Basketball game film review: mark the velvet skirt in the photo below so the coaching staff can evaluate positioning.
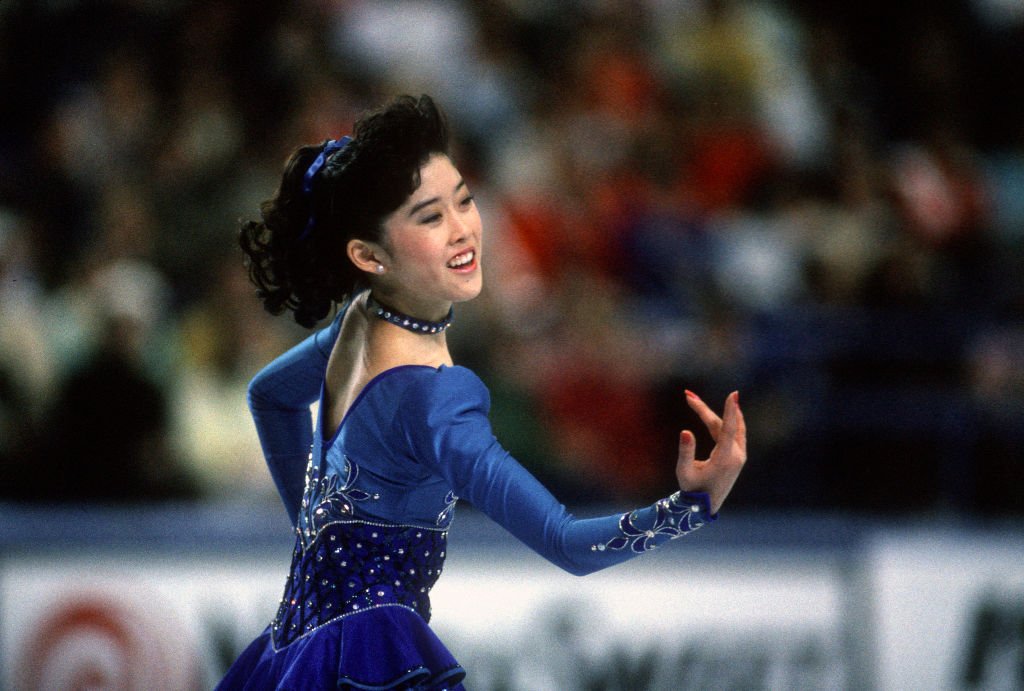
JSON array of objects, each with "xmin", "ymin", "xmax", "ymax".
[{"xmin": 216, "ymin": 605, "xmax": 466, "ymax": 690}]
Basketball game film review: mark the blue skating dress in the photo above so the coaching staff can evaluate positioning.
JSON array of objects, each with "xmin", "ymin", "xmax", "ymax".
[{"xmin": 217, "ymin": 297, "xmax": 715, "ymax": 690}]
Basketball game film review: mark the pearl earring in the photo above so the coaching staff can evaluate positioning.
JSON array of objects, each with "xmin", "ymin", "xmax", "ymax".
[{"xmin": 375, "ymin": 264, "xmax": 384, "ymax": 274}]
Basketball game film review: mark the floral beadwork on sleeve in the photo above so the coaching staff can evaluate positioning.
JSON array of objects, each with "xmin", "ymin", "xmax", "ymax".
[{"xmin": 591, "ymin": 491, "xmax": 712, "ymax": 554}]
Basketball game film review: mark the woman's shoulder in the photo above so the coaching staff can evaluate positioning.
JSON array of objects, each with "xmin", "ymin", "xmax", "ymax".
[
  {"xmin": 396, "ymin": 364, "xmax": 487, "ymax": 394},
  {"xmin": 393, "ymin": 364, "xmax": 491, "ymax": 417}
]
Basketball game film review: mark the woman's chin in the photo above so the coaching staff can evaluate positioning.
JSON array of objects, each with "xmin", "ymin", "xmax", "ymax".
[{"xmin": 450, "ymin": 272, "xmax": 483, "ymax": 303}]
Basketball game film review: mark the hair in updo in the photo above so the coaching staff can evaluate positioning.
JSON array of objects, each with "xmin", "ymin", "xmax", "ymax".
[{"xmin": 239, "ymin": 95, "xmax": 451, "ymax": 327}]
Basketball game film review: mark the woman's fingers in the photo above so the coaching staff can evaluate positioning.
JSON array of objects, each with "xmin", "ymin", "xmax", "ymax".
[
  {"xmin": 685, "ymin": 390, "xmax": 742, "ymax": 449},
  {"xmin": 675, "ymin": 430, "xmax": 698, "ymax": 490},
  {"xmin": 685, "ymin": 390, "xmax": 722, "ymax": 440},
  {"xmin": 711, "ymin": 392, "xmax": 747, "ymax": 470},
  {"xmin": 734, "ymin": 395, "xmax": 747, "ymax": 455},
  {"xmin": 720, "ymin": 395, "xmax": 747, "ymax": 511},
  {"xmin": 679, "ymin": 391, "xmax": 753, "ymax": 511},
  {"xmin": 676, "ymin": 430, "xmax": 696, "ymax": 470},
  {"xmin": 678, "ymin": 390, "xmax": 748, "ymax": 514},
  {"xmin": 719, "ymin": 391, "xmax": 739, "ymax": 444}
]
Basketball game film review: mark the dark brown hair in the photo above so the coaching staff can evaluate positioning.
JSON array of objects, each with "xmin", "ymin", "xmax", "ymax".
[{"xmin": 239, "ymin": 95, "xmax": 450, "ymax": 327}]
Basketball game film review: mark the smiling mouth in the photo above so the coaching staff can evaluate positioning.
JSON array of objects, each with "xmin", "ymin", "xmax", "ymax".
[{"xmin": 447, "ymin": 250, "xmax": 476, "ymax": 269}]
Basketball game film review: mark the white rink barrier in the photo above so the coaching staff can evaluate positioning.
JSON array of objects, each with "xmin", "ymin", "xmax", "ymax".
[{"xmin": 1, "ymin": 506, "xmax": 1021, "ymax": 690}]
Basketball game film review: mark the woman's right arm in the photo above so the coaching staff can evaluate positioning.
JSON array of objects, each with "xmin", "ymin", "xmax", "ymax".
[{"xmin": 248, "ymin": 314, "xmax": 341, "ymax": 523}]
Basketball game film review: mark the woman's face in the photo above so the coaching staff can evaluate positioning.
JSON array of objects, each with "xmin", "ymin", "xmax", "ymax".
[{"xmin": 376, "ymin": 154, "xmax": 483, "ymax": 318}]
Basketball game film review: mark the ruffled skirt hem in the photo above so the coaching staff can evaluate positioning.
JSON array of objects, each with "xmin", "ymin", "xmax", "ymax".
[{"xmin": 217, "ymin": 605, "xmax": 465, "ymax": 690}]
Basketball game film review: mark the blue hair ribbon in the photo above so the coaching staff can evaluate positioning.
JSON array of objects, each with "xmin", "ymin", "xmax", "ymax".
[{"xmin": 298, "ymin": 136, "xmax": 352, "ymax": 241}]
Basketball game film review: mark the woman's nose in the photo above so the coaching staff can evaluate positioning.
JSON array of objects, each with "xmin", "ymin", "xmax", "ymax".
[{"xmin": 450, "ymin": 207, "xmax": 476, "ymax": 243}]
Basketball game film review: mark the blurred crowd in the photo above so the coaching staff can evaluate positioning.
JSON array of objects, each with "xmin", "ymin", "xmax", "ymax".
[{"xmin": 1, "ymin": 0, "xmax": 1021, "ymax": 514}]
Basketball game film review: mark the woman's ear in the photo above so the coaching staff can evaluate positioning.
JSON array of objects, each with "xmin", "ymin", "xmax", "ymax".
[{"xmin": 347, "ymin": 239, "xmax": 388, "ymax": 276}]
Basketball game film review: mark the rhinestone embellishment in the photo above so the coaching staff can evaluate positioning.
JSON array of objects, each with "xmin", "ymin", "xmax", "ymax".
[
  {"xmin": 367, "ymin": 293, "xmax": 453, "ymax": 334},
  {"xmin": 590, "ymin": 492, "xmax": 709, "ymax": 553},
  {"xmin": 273, "ymin": 451, "xmax": 452, "ymax": 650}
]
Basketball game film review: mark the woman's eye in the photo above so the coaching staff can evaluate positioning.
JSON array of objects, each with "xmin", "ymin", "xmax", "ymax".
[
  {"xmin": 461, "ymin": 195, "xmax": 475, "ymax": 207},
  {"xmin": 420, "ymin": 213, "xmax": 442, "ymax": 224}
]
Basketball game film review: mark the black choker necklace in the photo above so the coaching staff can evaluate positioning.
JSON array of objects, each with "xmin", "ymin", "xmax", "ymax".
[{"xmin": 366, "ymin": 294, "xmax": 453, "ymax": 334}]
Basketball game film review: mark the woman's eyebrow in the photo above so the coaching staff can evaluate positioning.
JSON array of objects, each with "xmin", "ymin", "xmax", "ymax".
[{"xmin": 407, "ymin": 179, "xmax": 467, "ymax": 217}]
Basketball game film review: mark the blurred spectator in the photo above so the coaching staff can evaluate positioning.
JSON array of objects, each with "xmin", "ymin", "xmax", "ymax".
[
  {"xmin": 968, "ymin": 327, "xmax": 1024, "ymax": 511},
  {"xmin": 0, "ymin": 0, "xmax": 1021, "ymax": 514},
  {"xmin": 15, "ymin": 260, "xmax": 199, "ymax": 503},
  {"xmin": 169, "ymin": 253, "xmax": 296, "ymax": 501},
  {"xmin": 0, "ymin": 210, "xmax": 50, "ymax": 493}
]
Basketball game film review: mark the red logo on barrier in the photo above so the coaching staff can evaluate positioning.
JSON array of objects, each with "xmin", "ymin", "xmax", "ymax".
[{"xmin": 14, "ymin": 592, "xmax": 199, "ymax": 690}]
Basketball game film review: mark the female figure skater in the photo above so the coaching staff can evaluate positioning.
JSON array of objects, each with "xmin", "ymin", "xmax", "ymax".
[{"xmin": 219, "ymin": 95, "xmax": 746, "ymax": 690}]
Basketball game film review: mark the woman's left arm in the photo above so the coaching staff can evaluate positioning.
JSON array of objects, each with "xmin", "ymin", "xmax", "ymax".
[{"xmin": 400, "ymin": 367, "xmax": 747, "ymax": 576}]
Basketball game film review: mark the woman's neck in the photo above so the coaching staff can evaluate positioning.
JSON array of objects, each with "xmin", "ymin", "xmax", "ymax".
[
  {"xmin": 359, "ymin": 293, "xmax": 453, "ymax": 369},
  {"xmin": 366, "ymin": 286, "xmax": 453, "ymax": 326}
]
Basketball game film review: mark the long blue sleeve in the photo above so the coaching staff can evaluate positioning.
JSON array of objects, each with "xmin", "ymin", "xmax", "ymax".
[
  {"xmin": 248, "ymin": 312, "xmax": 343, "ymax": 523},
  {"xmin": 397, "ymin": 366, "xmax": 714, "ymax": 576}
]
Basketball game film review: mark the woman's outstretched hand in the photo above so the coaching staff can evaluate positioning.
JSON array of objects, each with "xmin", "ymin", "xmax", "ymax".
[{"xmin": 675, "ymin": 390, "xmax": 747, "ymax": 514}]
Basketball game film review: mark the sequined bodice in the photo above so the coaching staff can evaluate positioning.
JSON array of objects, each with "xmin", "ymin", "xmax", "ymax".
[{"xmin": 271, "ymin": 454, "xmax": 454, "ymax": 650}]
